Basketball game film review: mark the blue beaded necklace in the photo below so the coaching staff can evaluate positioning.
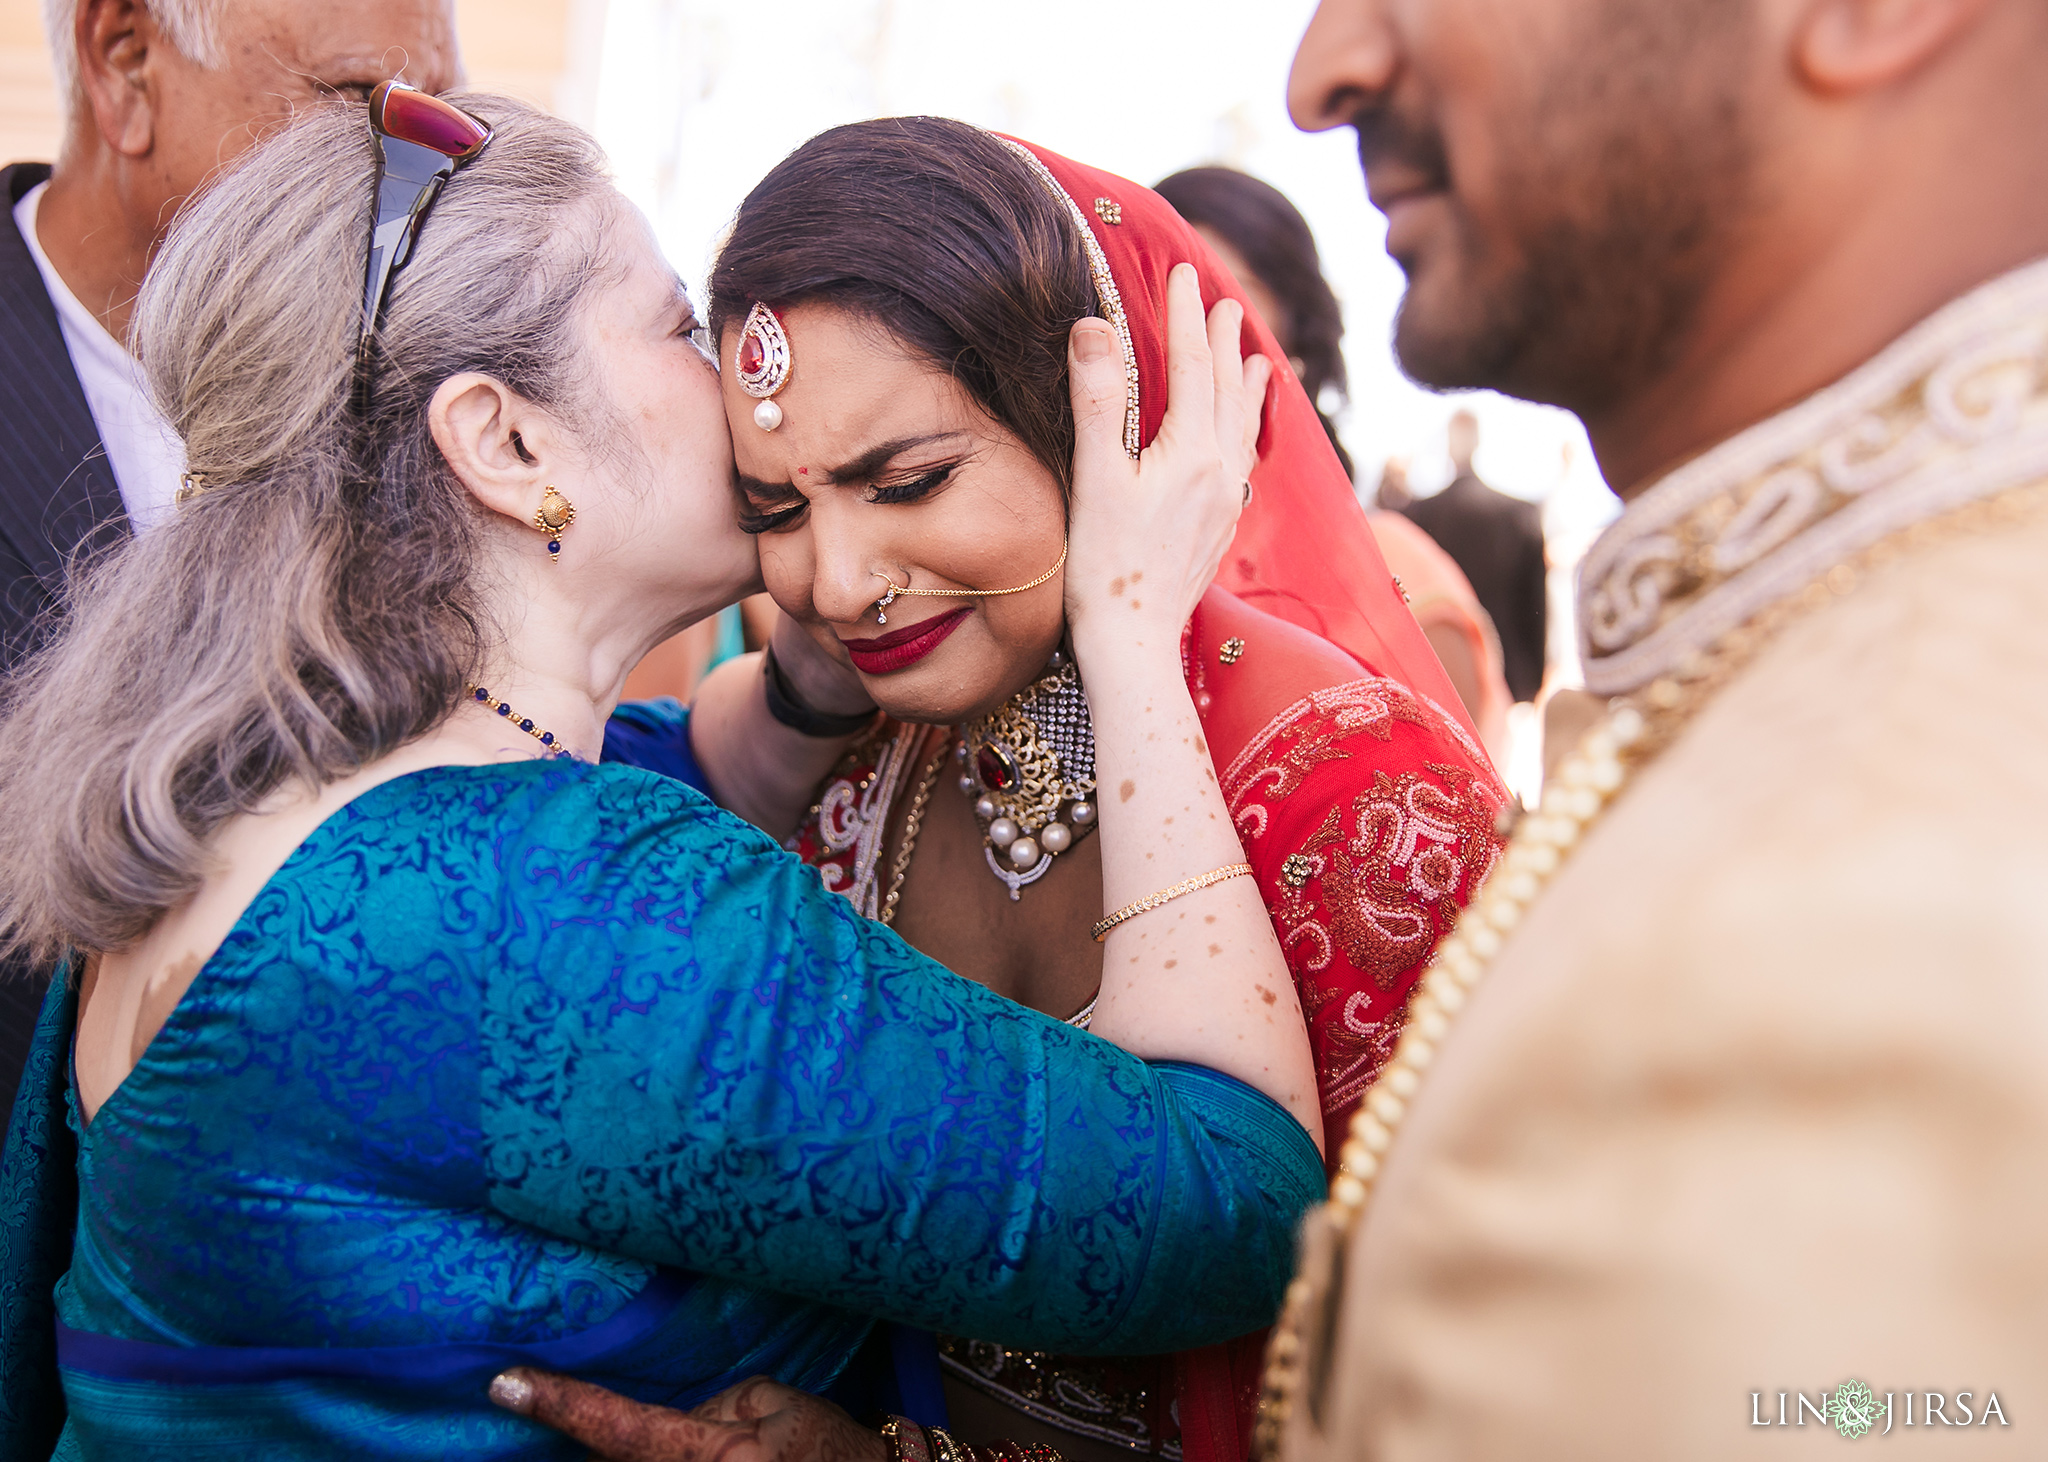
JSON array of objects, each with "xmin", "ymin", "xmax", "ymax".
[{"xmin": 465, "ymin": 684, "xmax": 574, "ymax": 759}]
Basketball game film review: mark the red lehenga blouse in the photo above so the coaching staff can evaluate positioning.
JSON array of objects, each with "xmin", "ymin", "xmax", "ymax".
[{"xmin": 792, "ymin": 140, "xmax": 1508, "ymax": 1462}]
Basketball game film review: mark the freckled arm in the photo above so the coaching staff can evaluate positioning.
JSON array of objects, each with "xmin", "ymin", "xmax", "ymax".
[{"xmin": 1059, "ymin": 271, "xmax": 1321, "ymax": 1151}]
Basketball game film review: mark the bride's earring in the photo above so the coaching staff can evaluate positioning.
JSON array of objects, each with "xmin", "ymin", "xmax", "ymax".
[{"xmin": 533, "ymin": 486, "xmax": 575, "ymax": 562}]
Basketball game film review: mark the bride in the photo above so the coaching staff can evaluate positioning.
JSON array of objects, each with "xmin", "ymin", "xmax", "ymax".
[
  {"xmin": 0, "ymin": 90, "xmax": 1320, "ymax": 1460},
  {"xmin": 694, "ymin": 119, "xmax": 1510, "ymax": 1462}
]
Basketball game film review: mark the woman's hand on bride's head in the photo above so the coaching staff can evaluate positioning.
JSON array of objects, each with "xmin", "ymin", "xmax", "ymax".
[{"xmin": 1062, "ymin": 262, "xmax": 1273, "ymax": 647}]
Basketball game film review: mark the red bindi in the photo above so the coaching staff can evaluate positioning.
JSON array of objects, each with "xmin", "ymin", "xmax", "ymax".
[{"xmin": 798, "ymin": 467, "xmax": 808, "ymax": 475}]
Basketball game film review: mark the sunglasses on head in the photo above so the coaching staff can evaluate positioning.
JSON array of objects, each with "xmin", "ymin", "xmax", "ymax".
[{"xmin": 354, "ymin": 80, "xmax": 493, "ymax": 414}]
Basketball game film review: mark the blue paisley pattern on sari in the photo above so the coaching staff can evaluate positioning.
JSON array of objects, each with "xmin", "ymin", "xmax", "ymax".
[{"xmin": 0, "ymin": 742, "xmax": 1321, "ymax": 1460}]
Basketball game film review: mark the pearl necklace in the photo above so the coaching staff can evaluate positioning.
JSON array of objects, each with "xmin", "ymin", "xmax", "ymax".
[{"xmin": 1249, "ymin": 481, "xmax": 2048, "ymax": 1459}]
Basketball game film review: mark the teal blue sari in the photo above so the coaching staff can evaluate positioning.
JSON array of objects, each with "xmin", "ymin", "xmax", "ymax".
[{"xmin": 0, "ymin": 747, "xmax": 1321, "ymax": 1459}]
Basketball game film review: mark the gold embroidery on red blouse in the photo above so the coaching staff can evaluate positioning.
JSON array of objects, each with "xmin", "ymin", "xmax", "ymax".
[
  {"xmin": 798, "ymin": 723, "xmax": 923, "ymax": 918},
  {"xmin": 1222, "ymin": 677, "xmax": 1506, "ymax": 1116},
  {"xmin": 1222, "ymin": 679, "xmax": 1440, "ymax": 842},
  {"xmin": 1298, "ymin": 974, "xmax": 1408, "ymax": 1118}
]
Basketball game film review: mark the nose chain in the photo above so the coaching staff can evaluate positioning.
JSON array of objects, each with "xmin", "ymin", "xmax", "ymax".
[{"xmin": 872, "ymin": 539, "xmax": 1068, "ymax": 624}]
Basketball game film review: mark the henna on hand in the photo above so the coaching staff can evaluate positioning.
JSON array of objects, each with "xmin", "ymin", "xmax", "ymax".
[{"xmin": 490, "ymin": 1369, "xmax": 891, "ymax": 1462}]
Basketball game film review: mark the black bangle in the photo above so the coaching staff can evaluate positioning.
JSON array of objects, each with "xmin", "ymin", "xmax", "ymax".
[{"xmin": 762, "ymin": 645, "xmax": 877, "ymax": 738}]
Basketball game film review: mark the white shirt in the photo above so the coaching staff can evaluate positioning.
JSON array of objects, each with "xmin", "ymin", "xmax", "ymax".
[{"xmin": 13, "ymin": 180, "xmax": 185, "ymax": 532}]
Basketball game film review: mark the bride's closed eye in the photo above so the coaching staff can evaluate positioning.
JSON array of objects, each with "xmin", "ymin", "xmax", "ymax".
[
  {"xmin": 737, "ymin": 460, "xmax": 958, "ymax": 534},
  {"xmin": 738, "ymin": 497, "xmax": 805, "ymax": 535},
  {"xmin": 867, "ymin": 464, "xmax": 957, "ymax": 505}
]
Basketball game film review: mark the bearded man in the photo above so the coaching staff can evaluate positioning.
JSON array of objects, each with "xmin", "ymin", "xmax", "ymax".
[{"xmin": 1263, "ymin": 0, "xmax": 2048, "ymax": 1455}]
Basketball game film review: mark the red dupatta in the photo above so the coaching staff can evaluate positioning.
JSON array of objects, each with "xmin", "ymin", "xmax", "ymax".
[
  {"xmin": 995, "ymin": 137, "xmax": 1484, "ymax": 753},
  {"xmin": 999, "ymin": 141, "xmax": 1507, "ymax": 1462}
]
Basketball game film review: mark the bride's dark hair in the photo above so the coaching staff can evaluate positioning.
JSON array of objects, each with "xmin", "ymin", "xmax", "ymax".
[{"xmin": 710, "ymin": 117, "xmax": 1097, "ymax": 495}]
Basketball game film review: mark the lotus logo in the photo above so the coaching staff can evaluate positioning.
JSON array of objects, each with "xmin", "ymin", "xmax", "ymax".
[{"xmin": 1828, "ymin": 1380, "xmax": 1880, "ymax": 1440}]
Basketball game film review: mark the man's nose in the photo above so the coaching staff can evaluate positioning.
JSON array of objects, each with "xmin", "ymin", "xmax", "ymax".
[{"xmin": 1289, "ymin": 0, "xmax": 1400, "ymax": 134}]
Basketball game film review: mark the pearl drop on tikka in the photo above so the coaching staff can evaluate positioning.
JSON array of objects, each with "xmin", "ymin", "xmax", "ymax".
[
  {"xmin": 753, "ymin": 399, "xmax": 783, "ymax": 431},
  {"xmin": 1007, "ymin": 837, "xmax": 1041, "ymax": 870},
  {"xmin": 957, "ymin": 775, "xmax": 976, "ymax": 797},
  {"xmin": 1040, "ymin": 822, "xmax": 1072, "ymax": 854},
  {"xmin": 988, "ymin": 817, "xmax": 1020, "ymax": 848},
  {"xmin": 1070, "ymin": 801, "xmax": 1097, "ymax": 826},
  {"xmin": 974, "ymin": 796, "xmax": 997, "ymax": 821}
]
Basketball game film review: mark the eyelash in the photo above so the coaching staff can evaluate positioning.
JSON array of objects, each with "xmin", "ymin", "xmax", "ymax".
[
  {"xmin": 738, "ymin": 503, "xmax": 805, "ymax": 536},
  {"xmin": 868, "ymin": 465, "xmax": 955, "ymax": 505},
  {"xmin": 738, "ymin": 465, "xmax": 957, "ymax": 536}
]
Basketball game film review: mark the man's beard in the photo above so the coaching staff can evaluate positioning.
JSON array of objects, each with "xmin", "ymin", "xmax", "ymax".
[{"xmin": 1374, "ymin": 3, "xmax": 1756, "ymax": 415}]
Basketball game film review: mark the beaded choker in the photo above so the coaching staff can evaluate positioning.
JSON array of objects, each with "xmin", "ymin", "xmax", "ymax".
[{"xmin": 466, "ymin": 685, "xmax": 573, "ymax": 760}]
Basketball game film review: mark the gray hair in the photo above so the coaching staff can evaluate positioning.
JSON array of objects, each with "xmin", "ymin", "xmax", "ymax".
[
  {"xmin": 42, "ymin": 0, "xmax": 225, "ymax": 102},
  {"xmin": 0, "ymin": 93, "xmax": 620, "ymax": 961}
]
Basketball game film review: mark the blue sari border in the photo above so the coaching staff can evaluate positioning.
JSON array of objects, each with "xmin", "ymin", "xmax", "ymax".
[{"xmin": 57, "ymin": 1269, "xmax": 694, "ymax": 1388}]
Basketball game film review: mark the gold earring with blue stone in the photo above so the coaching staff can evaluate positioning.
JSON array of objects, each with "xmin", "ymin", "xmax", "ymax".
[{"xmin": 533, "ymin": 486, "xmax": 575, "ymax": 562}]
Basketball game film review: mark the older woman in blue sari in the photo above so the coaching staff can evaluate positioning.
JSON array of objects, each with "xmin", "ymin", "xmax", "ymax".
[{"xmin": 0, "ymin": 90, "xmax": 1313, "ymax": 1460}]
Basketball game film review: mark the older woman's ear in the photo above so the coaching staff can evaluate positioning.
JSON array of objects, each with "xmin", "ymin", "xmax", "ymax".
[{"xmin": 428, "ymin": 371, "xmax": 556, "ymax": 531}]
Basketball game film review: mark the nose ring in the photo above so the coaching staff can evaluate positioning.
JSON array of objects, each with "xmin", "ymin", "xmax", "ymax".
[{"xmin": 872, "ymin": 572, "xmax": 903, "ymax": 624}]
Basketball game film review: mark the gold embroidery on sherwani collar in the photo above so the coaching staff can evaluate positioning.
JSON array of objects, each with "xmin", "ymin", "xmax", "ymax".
[{"xmin": 1580, "ymin": 253, "xmax": 2048, "ymax": 695}]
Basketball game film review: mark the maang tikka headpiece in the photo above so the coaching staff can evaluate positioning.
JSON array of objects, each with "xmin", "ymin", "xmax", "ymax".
[{"xmin": 735, "ymin": 301, "xmax": 792, "ymax": 431}]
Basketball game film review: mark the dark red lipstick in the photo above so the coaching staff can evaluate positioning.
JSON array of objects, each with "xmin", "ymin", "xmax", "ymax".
[{"xmin": 841, "ymin": 607, "xmax": 971, "ymax": 675}]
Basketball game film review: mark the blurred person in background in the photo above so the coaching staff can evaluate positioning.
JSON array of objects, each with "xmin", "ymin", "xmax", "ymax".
[
  {"xmin": 1157, "ymin": 165, "xmax": 1511, "ymax": 763},
  {"xmin": 1155, "ymin": 166, "xmax": 1354, "ymax": 477},
  {"xmin": 1370, "ymin": 453, "xmax": 1412, "ymax": 510},
  {"xmin": 1265, "ymin": 0, "xmax": 2048, "ymax": 1454},
  {"xmin": 0, "ymin": 0, "xmax": 460, "ymax": 1140},
  {"xmin": 1400, "ymin": 406, "xmax": 1547, "ymax": 701}
]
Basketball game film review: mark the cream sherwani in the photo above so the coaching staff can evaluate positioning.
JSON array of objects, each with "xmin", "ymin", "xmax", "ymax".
[{"xmin": 1277, "ymin": 258, "xmax": 2048, "ymax": 1458}]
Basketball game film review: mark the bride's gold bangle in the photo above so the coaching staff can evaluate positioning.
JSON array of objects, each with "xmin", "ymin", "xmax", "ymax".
[{"xmin": 1091, "ymin": 862, "xmax": 1255, "ymax": 943}]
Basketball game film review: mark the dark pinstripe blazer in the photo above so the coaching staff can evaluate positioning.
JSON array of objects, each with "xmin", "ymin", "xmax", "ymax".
[
  {"xmin": 0, "ymin": 162, "xmax": 127, "ymax": 665},
  {"xmin": 0, "ymin": 160, "xmax": 128, "ymax": 1137}
]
